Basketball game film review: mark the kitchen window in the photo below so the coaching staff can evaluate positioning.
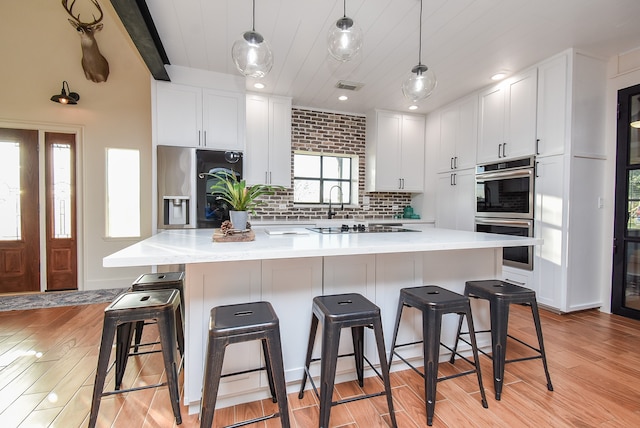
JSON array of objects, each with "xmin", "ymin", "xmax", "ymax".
[{"xmin": 293, "ymin": 152, "xmax": 357, "ymax": 205}]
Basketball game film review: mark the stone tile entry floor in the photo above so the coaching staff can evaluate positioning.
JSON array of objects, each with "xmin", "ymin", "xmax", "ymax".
[{"xmin": 0, "ymin": 288, "xmax": 127, "ymax": 312}]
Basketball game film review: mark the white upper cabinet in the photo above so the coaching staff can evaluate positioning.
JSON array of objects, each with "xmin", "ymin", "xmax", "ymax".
[
  {"xmin": 477, "ymin": 68, "xmax": 537, "ymax": 164},
  {"xmin": 438, "ymin": 94, "xmax": 478, "ymax": 173},
  {"xmin": 535, "ymin": 54, "xmax": 568, "ymax": 157},
  {"xmin": 244, "ymin": 94, "xmax": 292, "ymax": 187},
  {"xmin": 154, "ymin": 81, "xmax": 245, "ymax": 151},
  {"xmin": 366, "ymin": 110, "xmax": 425, "ymax": 192}
]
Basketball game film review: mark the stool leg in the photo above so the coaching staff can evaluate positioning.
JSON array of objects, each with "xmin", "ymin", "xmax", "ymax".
[
  {"xmin": 351, "ymin": 326, "xmax": 365, "ymax": 387},
  {"xmin": 464, "ymin": 307, "xmax": 488, "ymax": 409},
  {"xmin": 133, "ymin": 320, "xmax": 144, "ymax": 353},
  {"xmin": 490, "ymin": 299, "xmax": 509, "ymax": 401},
  {"xmin": 264, "ymin": 330, "xmax": 291, "ymax": 428},
  {"xmin": 157, "ymin": 311, "xmax": 182, "ymax": 425},
  {"xmin": 261, "ymin": 339, "xmax": 277, "ymax": 402},
  {"xmin": 530, "ymin": 300, "xmax": 553, "ymax": 392},
  {"xmin": 88, "ymin": 317, "xmax": 116, "ymax": 428},
  {"xmin": 200, "ymin": 337, "xmax": 226, "ymax": 428},
  {"xmin": 423, "ymin": 309, "xmax": 441, "ymax": 426},
  {"xmin": 372, "ymin": 317, "xmax": 398, "ymax": 428},
  {"xmin": 449, "ymin": 311, "xmax": 465, "ymax": 364},
  {"xmin": 115, "ymin": 322, "xmax": 134, "ymax": 390},
  {"xmin": 319, "ymin": 323, "xmax": 341, "ymax": 428},
  {"xmin": 175, "ymin": 306, "xmax": 185, "ymax": 357},
  {"xmin": 388, "ymin": 299, "xmax": 406, "ymax": 365},
  {"xmin": 298, "ymin": 314, "xmax": 318, "ymax": 399}
]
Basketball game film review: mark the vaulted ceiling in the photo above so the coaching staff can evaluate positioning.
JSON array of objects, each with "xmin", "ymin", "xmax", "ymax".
[{"xmin": 113, "ymin": 0, "xmax": 640, "ymax": 114}]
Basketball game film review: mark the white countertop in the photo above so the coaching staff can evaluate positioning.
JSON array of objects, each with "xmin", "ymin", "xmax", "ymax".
[{"xmin": 103, "ymin": 225, "xmax": 541, "ymax": 267}]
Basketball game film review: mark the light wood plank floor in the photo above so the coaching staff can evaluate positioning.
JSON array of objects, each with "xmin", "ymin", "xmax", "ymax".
[{"xmin": 1, "ymin": 302, "xmax": 639, "ymax": 427}]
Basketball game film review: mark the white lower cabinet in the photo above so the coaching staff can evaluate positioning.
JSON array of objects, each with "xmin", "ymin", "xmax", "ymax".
[{"xmin": 262, "ymin": 257, "xmax": 323, "ymax": 381}]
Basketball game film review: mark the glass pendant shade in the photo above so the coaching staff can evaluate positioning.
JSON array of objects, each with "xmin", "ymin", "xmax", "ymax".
[
  {"xmin": 232, "ymin": 30, "xmax": 273, "ymax": 78},
  {"xmin": 402, "ymin": 64, "xmax": 437, "ymax": 102},
  {"xmin": 327, "ymin": 17, "xmax": 363, "ymax": 62}
]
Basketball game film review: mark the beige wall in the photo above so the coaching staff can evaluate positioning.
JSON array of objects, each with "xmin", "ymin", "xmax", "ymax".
[{"xmin": 0, "ymin": 1, "xmax": 152, "ymax": 290}]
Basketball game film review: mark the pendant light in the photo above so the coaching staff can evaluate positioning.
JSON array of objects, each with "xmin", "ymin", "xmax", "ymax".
[
  {"xmin": 327, "ymin": 0, "xmax": 363, "ymax": 62},
  {"xmin": 402, "ymin": 0, "xmax": 436, "ymax": 101},
  {"xmin": 231, "ymin": 0, "xmax": 273, "ymax": 78}
]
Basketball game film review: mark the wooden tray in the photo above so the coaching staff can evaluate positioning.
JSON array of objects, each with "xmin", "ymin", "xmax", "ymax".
[{"xmin": 212, "ymin": 229, "xmax": 255, "ymax": 242}]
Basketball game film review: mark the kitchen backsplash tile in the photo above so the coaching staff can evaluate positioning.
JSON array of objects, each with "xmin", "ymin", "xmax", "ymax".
[{"xmin": 252, "ymin": 107, "xmax": 413, "ymax": 221}]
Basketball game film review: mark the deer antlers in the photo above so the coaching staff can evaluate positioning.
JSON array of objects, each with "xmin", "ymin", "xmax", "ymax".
[
  {"xmin": 61, "ymin": 0, "xmax": 110, "ymax": 83},
  {"xmin": 62, "ymin": 0, "xmax": 103, "ymax": 27}
]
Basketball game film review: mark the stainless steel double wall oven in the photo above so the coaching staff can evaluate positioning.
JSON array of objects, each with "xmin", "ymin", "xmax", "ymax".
[{"xmin": 475, "ymin": 157, "xmax": 535, "ymax": 270}]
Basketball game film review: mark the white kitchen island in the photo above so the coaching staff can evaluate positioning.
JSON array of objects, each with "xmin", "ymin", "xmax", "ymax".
[{"xmin": 104, "ymin": 225, "xmax": 540, "ymax": 414}]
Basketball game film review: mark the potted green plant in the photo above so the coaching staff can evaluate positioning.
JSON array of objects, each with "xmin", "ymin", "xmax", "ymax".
[{"xmin": 203, "ymin": 170, "xmax": 284, "ymax": 229}]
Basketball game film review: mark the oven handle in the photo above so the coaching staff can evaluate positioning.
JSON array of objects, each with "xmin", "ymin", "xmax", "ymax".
[
  {"xmin": 475, "ymin": 218, "xmax": 533, "ymax": 228},
  {"xmin": 475, "ymin": 169, "xmax": 533, "ymax": 180}
]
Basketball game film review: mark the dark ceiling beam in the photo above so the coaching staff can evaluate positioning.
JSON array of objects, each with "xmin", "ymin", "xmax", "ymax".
[{"xmin": 109, "ymin": 0, "xmax": 170, "ymax": 81}]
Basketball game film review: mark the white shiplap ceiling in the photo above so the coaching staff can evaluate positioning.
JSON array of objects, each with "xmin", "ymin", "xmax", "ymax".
[{"xmin": 144, "ymin": 0, "xmax": 640, "ymax": 114}]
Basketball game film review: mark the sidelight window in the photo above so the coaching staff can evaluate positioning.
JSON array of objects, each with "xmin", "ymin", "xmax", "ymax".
[{"xmin": 0, "ymin": 141, "xmax": 21, "ymax": 240}]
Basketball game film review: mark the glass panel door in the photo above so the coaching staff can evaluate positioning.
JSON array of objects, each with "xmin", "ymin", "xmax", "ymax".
[{"xmin": 612, "ymin": 83, "xmax": 640, "ymax": 318}]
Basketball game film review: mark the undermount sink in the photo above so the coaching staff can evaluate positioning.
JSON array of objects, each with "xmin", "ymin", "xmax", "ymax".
[{"xmin": 306, "ymin": 224, "xmax": 420, "ymax": 234}]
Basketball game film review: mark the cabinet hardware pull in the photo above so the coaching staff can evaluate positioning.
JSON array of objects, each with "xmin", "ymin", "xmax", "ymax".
[
  {"xmin": 269, "ymin": 171, "xmax": 272, "ymax": 184},
  {"xmin": 198, "ymin": 130, "xmax": 201, "ymax": 146},
  {"xmin": 204, "ymin": 130, "xmax": 207, "ymax": 146},
  {"xmin": 535, "ymin": 161, "xmax": 539, "ymax": 178},
  {"xmin": 498, "ymin": 143, "xmax": 502, "ymax": 158},
  {"xmin": 451, "ymin": 157, "xmax": 454, "ymax": 170},
  {"xmin": 454, "ymin": 156, "xmax": 458, "ymax": 169},
  {"xmin": 450, "ymin": 173, "xmax": 454, "ymax": 186},
  {"xmin": 265, "ymin": 171, "xmax": 268, "ymax": 183},
  {"xmin": 536, "ymin": 138, "xmax": 540, "ymax": 155},
  {"xmin": 502, "ymin": 143, "xmax": 507, "ymax": 158},
  {"xmin": 504, "ymin": 278, "xmax": 526, "ymax": 286},
  {"xmin": 453, "ymin": 173, "xmax": 457, "ymax": 185}
]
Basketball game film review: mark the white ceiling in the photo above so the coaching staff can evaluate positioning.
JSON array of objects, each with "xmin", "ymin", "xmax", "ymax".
[{"xmin": 144, "ymin": 0, "xmax": 640, "ymax": 115}]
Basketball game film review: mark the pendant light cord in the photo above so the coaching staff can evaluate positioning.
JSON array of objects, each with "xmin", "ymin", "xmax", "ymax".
[
  {"xmin": 418, "ymin": 0, "xmax": 423, "ymax": 65},
  {"xmin": 343, "ymin": 0, "xmax": 347, "ymax": 18},
  {"xmin": 252, "ymin": 0, "xmax": 256, "ymax": 31}
]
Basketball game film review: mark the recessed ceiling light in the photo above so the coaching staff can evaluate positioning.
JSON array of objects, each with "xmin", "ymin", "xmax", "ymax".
[
  {"xmin": 491, "ymin": 71, "xmax": 508, "ymax": 81},
  {"xmin": 408, "ymin": 105, "xmax": 418, "ymax": 110},
  {"xmin": 253, "ymin": 82, "xmax": 265, "ymax": 89},
  {"xmin": 338, "ymin": 95, "xmax": 348, "ymax": 101}
]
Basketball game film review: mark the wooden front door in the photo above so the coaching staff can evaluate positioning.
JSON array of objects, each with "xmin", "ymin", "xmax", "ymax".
[
  {"xmin": 0, "ymin": 128, "xmax": 39, "ymax": 293},
  {"xmin": 45, "ymin": 132, "xmax": 77, "ymax": 291}
]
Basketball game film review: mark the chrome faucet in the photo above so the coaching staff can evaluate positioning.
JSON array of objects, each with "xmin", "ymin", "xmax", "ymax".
[{"xmin": 327, "ymin": 185, "xmax": 343, "ymax": 219}]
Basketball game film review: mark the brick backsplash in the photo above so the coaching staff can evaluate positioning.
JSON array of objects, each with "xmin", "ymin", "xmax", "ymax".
[{"xmin": 252, "ymin": 107, "xmax": 412, "ymax": 222}]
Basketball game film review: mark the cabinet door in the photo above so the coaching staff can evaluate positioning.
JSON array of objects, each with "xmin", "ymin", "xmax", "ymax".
[
  {"xmin": 454, "ymin": 169, "xmax": 476, "ymax": 231},
  {"xmin": 534, "ymin": 155, "xmax": 564, "ymax": 309},
  {"xmin": 374, "ymin": 112, "xmax": 402, "ymax": 191},
  {"xmin": 202, "ymin": 89, "xmax": 245, "ymax": 150},
  {"xmin": 245, "ymin": 95, "xmax": 270, "ymax": 185},
  {"xmin": 456, "ymin": 95, "xmax": 478, "ymax": 170},
  {"xmin": 536, "ymin": 55, "xmax": 567, "ymax": 157},
  {"xmin": 400, "ymin": 114, "xmax": 425, "ymax": 192},
  {"xmin": 262, "ymin": 258, "xmax": 323, "ymax": 380},
  {"xmin": 436, "ymin": 173, "xmax": 457, "ymax": 229},
  {"xmin": 155, "ymin": 82, "xmax": 201, "ymax": 147},
  {"xmin": 505, "ymin": 68, "xmax": 537, "ymax": 160},
  {"xmin": 268, "ymin": 97, "xmax": 292, "ymax": 187},
  {"xmin": 438, "ymin": 106, "xmax": 458, "ymax": 173},
  {"xmin": 477, "ymin": 84, "xmax": 505, "ymax": 164}
]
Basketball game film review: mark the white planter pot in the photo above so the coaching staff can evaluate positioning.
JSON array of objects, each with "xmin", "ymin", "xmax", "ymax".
[{"xmin": 229, "ymin": 210, "xmax": 249, "ymax": 230}]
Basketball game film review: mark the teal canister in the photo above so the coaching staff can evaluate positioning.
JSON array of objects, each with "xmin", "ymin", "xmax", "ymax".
[{"xmin": 403, "ymin": 206, "xmax": 414, "ymax": 219}]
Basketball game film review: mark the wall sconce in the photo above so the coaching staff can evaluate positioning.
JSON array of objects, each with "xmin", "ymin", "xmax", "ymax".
[{"xmin": 50, "ymin": 81, "xmax": 80, "ymax": 105}]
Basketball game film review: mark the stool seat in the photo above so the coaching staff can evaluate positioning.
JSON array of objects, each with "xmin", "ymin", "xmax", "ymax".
[
  {"xmin": 389, "ymin": 286, "xmax": 488, "ymax": 426},
  {"xmin": 200, "ymin": 301, "xmax": 289, "ymax": 428},
  {"xmin": 299, "ymin": 293, "xmax": 397, "ymax": 428},
  {"xmin": 452, "ymin": 279, "xmax": 553, "ymax": 400},
  {"xmin": 131, "ymin": 272, "xmax": 185, "ymax": 353},
  {"xmin": 89, "ymin": 289, "xmax": 183, "ymax": 428}
]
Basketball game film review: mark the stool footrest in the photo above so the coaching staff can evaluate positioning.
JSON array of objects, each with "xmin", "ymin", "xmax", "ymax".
[
  {"xmin": 223, "ymin": 412, "xmax": 281, "ymax": 428},
  {"xmin": 392, "ymin": 342, "xmax": 481, "ymax": 384},
  {"xmin": 221, "ymin": 366, "xmax": 267, "ymax": 379},
  {"xmin": 103, "ymin": 381, "xmax": 168, "ymax": 396},
  {"xmin": 456, "ymin": 331, "xmax": 544, "ymax": 361}
]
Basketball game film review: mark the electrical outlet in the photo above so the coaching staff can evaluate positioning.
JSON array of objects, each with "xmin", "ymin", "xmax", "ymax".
[
  {"xmin": 278, "ymin": 204, "xmax": 287, "ymax": 209},
  {"xmin": 362, "ymin": 196, "xmax": 370, "ymax": 205},
  {"xmin": 392, "ymin": 205, "xmax": 398, "ymax": 210},
  {"xmin": 363, "ymin": 205, "xmax": 370, "ymax": 211}
]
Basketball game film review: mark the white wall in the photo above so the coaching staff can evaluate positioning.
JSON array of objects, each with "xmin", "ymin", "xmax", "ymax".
[
  {"xmin": 601, "ymin": 48, "xmax": 640, "ymax": 312},
  {"xmin": 0, "ymin": 1, "xmax": 153, "ymax": 290}
]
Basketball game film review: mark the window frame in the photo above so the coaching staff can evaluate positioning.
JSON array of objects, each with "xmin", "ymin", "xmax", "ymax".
[{"xmin": 293, "ymin": 151, "xmax": 359, "ymax": 206}]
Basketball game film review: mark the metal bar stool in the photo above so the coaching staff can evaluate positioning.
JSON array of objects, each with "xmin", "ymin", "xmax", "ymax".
[
  {"xmin": 200, "ymin": 301, "xmax": 289, "ymax": 428},
  {"xmin": 389, "ymin": 286, "xmax": 488, "ymax": 426},
  {"xmin": 451, "ymin": 279, "xmax": 553, "ymax": 400},
  {"xmin": 298, "ymin": 293, "xmax": 397, "ymax": 428},
  {"xmin": 89, "ymin": 289, "xmax": 184, "ymax": 428},
  {"xmin": 131, "ymin": 272, "xmax": 185, "ymax": 353}
]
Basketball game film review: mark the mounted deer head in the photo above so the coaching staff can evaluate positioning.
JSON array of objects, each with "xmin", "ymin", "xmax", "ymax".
[{"xmin": 62, "ymin": 0, "xmax": 110, "ymax": 83}]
